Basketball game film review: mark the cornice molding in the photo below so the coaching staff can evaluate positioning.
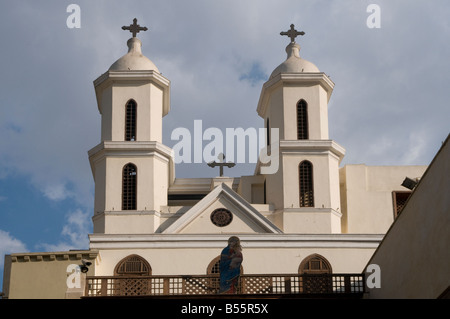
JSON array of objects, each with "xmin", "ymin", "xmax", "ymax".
[
  {"xmin": 88, "ymin": 233, "xmax": 384, "ymax": 250},
  {"xmin": 88, "ymin": 141, "xmax": 174, "ymax": 176},
  {"xmin": 279, "ymin": 139, "xmax": 346, "ymax": 161},
  {"xmin": 93, "ymin": 70, "xmax": 171, "ymax": 116},
  {"xmin": 93, "ymin": 70, "xmax": 170, "ymax": 89},
  {"xmin": 9, "ymin": 250, "xmax": 98, "ymax": 263},
  {"xmin": 257, "ymin": 72, "xmax": 334, "ymax": 118}
]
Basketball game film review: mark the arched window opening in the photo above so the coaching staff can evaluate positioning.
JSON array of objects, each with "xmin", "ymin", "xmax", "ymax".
[
  {"xmin": 122, "ymin": 163, "xmax": 137, "ymax": 210},
  {"xmin": 114, "ymin": 255, "xmax": 151, "ymax": 296},
  {"xmin": 297, "ymin": 99, "xmax": 309, "ymax": 140},
  {"xmin": 266, "ymin": 118, "xmax": 270, "ymax": 146},
  {"xmin": 298, "ymin": 254, "xmax": 332, "ymax": 275},
  {"xmin": 299, "ymin": 161, "xmax": 314, "ymax": 207},
  {"xmin": 115, "ymin": 254, "xmax": 151, "ymax": 276},
  {"xmin": 125, "ymin": 99, "xmax": 137, "ymax": 141},
  {"xmin": 298, "ymin": 254, "xmax": 333, "ymax": 294}
]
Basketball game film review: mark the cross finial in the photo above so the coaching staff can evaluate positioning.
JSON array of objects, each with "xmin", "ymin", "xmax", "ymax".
[
  {"xmin": 207, "ymin": 153, "xmax": 236, "ymax": 177},
  {"xmin": 122, "ymin": 18, "xmax": 148, "ymax": 38},
  {"xmin": 280, "ymin": 24, "xmax": 305, "ymax": 43}
]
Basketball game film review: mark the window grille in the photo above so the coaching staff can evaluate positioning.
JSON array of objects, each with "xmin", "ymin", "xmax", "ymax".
[
  {"xmin": 125, "ymin": 99, "xmax": 137, "ymax": 141},
  {"xmin": 299, "ymin": 161, "xmax": 314, "ymax": 207},
  {"xmin": 115, "ymin": 255, "xmax": 151, "ymax": 276},
  {"xmin": 392, "ymin": 191, "xmax": 411, "ymax": 218},
  {"xmin": 210, "ymin": 208, "xmax": 233, "ymax": 227},
  {"xmin": 208, "ymin": 257, "xmax": 221, "ymax": 275},
  {"xmin": 299, "ymin": 254, "xmax": 332, "ymax": 275},
  {"xmin": 297, "ymin": 99, "xmax": 309, "ymax": 140},
  {"xmin": 122, "ymin": 163, "xmax": 137, "ymax": 210}
]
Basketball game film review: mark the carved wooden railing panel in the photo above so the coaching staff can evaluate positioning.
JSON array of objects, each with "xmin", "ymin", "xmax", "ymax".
[{"xmin": 85, "ymin": 274, "xmax": 365, "ymax": 297}]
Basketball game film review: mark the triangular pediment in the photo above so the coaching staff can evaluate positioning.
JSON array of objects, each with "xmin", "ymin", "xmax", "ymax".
[{"xmin": 162, "ymin": 183, "xmax": 282, "ymax": 234}]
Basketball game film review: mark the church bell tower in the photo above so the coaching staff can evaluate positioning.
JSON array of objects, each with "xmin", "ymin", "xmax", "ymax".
[
  {"xmin": 257, "ymin": 24, "xmax": 345, "ymax": 233},
  {"xmin": 88, "ymin": 19, "xmax": 174, "ymax": 234}
]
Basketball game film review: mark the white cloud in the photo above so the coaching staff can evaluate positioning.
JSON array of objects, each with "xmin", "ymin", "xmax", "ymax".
[
  {"xmin": 61, "ymin": 209, "xmax": 91, "ymax": 247},
  {"xmin": 402, "ymin": 131, "xmax": 428, "ymax": 166},
  {"xmin": 42, "ymin": 183, "xmax": 73, "ymax": 202},
  {"xmin": 37, "ymin": 209, "xmax": 91, "ymax": 252},
  {"xmin": 0, "ymin": 230, "xmax": 28, "ymax": 268}
]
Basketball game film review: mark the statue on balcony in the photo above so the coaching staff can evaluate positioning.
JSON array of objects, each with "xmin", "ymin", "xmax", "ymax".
[{"xmin": 219, "ymin": 236, "xmax": 243, "ymax": 294}]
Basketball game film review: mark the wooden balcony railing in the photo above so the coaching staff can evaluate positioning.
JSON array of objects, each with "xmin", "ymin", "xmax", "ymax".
[{"xmin": 84, "ymin": 273, "xmax": 365, "ymax": 297}]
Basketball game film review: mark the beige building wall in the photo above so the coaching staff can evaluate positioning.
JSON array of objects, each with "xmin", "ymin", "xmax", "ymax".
[
  {"xmin": 365, "ymin": 136, "xmax": 450, "ymax": 299},
  {"xmin": 93, "ymin": 241, "xmax": 378, "ymax": 277},
  {"xmin": 100, "ymin": 248, "xmax": 375, "ymax": 275},
  {"xmin": 2, "ymin": 251, "xmax": 97, "ymax": 299},
  {"xmin": 340, "ymin": 164, "xmax": 427, "ymax": 234}
]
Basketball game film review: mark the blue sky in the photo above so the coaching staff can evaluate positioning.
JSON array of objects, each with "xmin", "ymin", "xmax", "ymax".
[{"xmin": 1, "ymin": 0, "xmax": 449, "ymax": 289}]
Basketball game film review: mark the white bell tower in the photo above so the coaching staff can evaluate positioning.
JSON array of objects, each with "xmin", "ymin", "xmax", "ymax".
[
  {"xmin": 257, "ymin": 24, "xmax": 345, "ymax": 233},
  {"xmin": 88, "ymin": 19, "xmax": 174, "ymax": 234}
]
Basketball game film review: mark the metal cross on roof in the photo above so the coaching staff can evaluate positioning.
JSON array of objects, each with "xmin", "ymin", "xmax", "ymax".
[
  {"xmin": 122, "ymin": 18, "xmax": 148, "ymax": 38},
  {"xmin": 207, "ymin": 153, "xmax": 235, "ymax": 177},
  {"xmin": 280, "ymin": 24, "xmax": 305, "ymax": 43}
]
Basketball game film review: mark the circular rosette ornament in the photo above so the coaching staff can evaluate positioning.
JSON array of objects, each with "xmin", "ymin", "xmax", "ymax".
[{"xmin": 210, "ymin": 208, "xmax": 233, "ymax": 227}]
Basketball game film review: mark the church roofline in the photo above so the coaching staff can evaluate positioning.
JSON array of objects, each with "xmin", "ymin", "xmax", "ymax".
[
  {"xmin": 162, "ymin": 183, "xmax": 283, "ymax": 234},
  {"xmin": 168, "ymin": 177, "xmax": 240, "ymax": 194}
]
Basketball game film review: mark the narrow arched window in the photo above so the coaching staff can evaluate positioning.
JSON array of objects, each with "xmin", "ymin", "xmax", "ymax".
[
  {"xmin": 122, "ymin": 163, "xmax": 137, "ymax": 210},
  {"xmin": 263, "ymin": 179, "xmax": 267, "ymax": 204},
  {"xmin": 266, "ymin": 118, "xmax": 270, "ymax": 146},
  {"xmin": 299, "ymin": 161, "xmax": 314, "ymax": 207},
  {"xmin": 297, "ymin": 99, "xmax": 309, "ymax": 140},
  {"xmin": 125, "ymin": 99, "xmax": 137, "ymax": 141}
]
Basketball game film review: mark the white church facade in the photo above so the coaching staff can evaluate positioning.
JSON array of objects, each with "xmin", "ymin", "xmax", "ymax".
[{"xmin": 3, "ymin": 21, "xmax": 436, "ymax": 299}]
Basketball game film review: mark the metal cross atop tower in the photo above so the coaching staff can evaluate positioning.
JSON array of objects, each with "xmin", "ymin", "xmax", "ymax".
[
  {"xmin": 280, "ymin": 24, "xmax": 305, "ymax": 43},
  {"xmin": 207, "ymin": 153, "xmax": 235, "ymax": 177},
  {"xmin": 122, "ymin": 18, "xmax": 148, "ymax": 38}
]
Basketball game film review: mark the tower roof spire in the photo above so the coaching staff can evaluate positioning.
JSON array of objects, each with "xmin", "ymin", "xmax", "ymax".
[
  {"xmin": 109, "ymin": 19, "xmax": 158, "ymax": 72},
  {"xmin": 269, "ymin": 24, "xmax": 319, "ymax": 78}
]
